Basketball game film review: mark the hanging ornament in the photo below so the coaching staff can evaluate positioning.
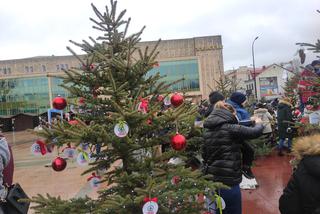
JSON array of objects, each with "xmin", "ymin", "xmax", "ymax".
[
  {"xmin": 138, "ymin": 98, "xmax": 149, "ymax": 114},
  {"xmin": 79, "ymin": 97, "xmax": 85, "ymax": 105},
  {"xmin": 87, "ymin": 172, "xmax": 101, "ymax": 188},
  {"xmin": 88, "ymin": 153, "xmax": 96, "ymax": 163},
  {"xmin": 80, "ymin": 142, "xmax": 89, "ymax": 151},
  {"xmin": 142, "ymin": 198, "xmax": 159, "ymax": 214},
  {"xmin": 171, "ymin": 176, "xmax": 181, "ymax": 185},
  {"xmin": 77, "ymin": 152, "xmax": 89, "ymax": 166},
  {"xmin": 114, "ymin": 121, "xmax": 129, "ymax": 138},
  {"xmin": 157, "ymin": 95, "xmax": 164, "ymax": 102},
  {"xmin": 153, "ymin": 62, "xmax": 160, "ymax": 68},
  {"xmin": 168, "ymin": 157, "xmax": 184, "ymax": 165},
  {"xmin": 170, "ymin": 93, "xmax": 184, "ymax": 107},
  {"xmin": 146, "ymin": 118, "xmax": 152, "ymax": 125},
  {"xmin": 68, "ymin": 120, "xmax": 79, "ymax": 126},
  {"xmin": 171, "ymin": 134, "xmax": 186, "ymax": 151},
  {"xmin": 31, "ymin": 140, "xmax": 47, "ymax": 156},
  {"xmin": 92, "ymin": 85, "xmax": 100, "ymax": 98},
  {"xmin": 52, "ymin": 96, "xmax": 67, "ymax": 110},
  {"xmin": 63, "ymin": 145, "xmax": 77, "ymax": 159},
  {"xmin": 52, "ymin": 157, "xmax": 67, "ymax": 172},
  {"xmin": 306, "ymin": 105, "xmax": 313, "ymax": 111},
  {"xmin": 164, "ymin": 96, "xmax": 171, "ymax": 106},
  {"xmin": 214, "ymin": 194, "xmax": 226, "ymax": 211},
  {"xmin": 294, "ymin": 109, "xmax": 301, "ymax": 117}
]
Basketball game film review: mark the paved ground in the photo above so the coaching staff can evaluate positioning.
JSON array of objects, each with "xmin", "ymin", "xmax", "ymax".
[
  {"xmin": 242, "ymin": 152, "xmax": 292, "ymax": 214},
  {"xmin": 4, "ymin": 131, "xmax": 101, "ymax": 213},
  {"xmin": 4, "ymin": 130, "xmax": 292, "ymax": 214}
]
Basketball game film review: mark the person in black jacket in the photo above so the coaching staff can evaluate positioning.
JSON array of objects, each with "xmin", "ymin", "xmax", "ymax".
[
  {"xmin": 203, "ymin": 101, "xmax": 263, "ymax": 214},
  {"xmin": 279, "ymin": 134, "xmax": 320, "ymax": 214},
  {"xmin": 277, "ymin": 97, "xmax": 293, "ymax": 156}
]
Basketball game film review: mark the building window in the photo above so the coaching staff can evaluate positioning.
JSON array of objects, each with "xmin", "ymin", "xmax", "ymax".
[
  {"xmin": 3, "ymin": 68, "xmax": 7, "ymax": 75},
  {"xmin": 56, "ymin": 65, "xmax": 60, "ymax": 71},
  {"xmin": 25, "ymin": 66, "xmax": 29, "ymax": 73},
  {"xmin": 146, "ymin": 59, "xmax": 200, "ymax": 91},
  {"xmin": 7, "ymin": 68, "xmax": 11, "ymax": 74},
  {"xmin": 0, "ymin": 68, "xmax": 2, "ymax": 75},
  {"xmin": 41, "ymin": 65, "xmax": 46, "ymax": 72},
  {"xmin": 29, "ymin": 66, "xmax": 33, "ymax": 72}
]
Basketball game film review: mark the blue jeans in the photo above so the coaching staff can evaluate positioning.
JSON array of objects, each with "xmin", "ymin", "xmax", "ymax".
[
  {"xmin": 278, "ymin": 138, "xmax": 292, "ymax": 150},
  {"xmin": 206, "ymin": 185, "xmax": 242, "ymax": 214}
]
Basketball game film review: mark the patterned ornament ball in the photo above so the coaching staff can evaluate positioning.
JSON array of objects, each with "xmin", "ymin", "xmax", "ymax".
[
  {"xmin": 52, "ymin": 157, "xmax": 67, "ymax": 172},
  {"xmin": 52, "ymin": 96, "xmax": 67, "ymax": 110},
  {"xmin": 171, "ymin": 134, "xmax": 186, "ymax": 151},
  {"xmin": 170, "ymin": 93, "xmax": 184, "ymax": 107}
]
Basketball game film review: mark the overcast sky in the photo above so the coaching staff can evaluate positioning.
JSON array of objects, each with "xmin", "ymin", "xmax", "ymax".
[{"xmin": 0, "ymin": 0, "xmax": 319, "ymax": 70}]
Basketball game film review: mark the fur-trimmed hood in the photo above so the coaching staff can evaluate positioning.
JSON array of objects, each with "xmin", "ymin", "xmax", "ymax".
[
  {"xmin": 254, "ymin": 108, "xmax": 268, "ymax": 114},
  {"xmin": 293, "ymin": 135, "xmax": 320, "ymax": 160},
  {"xmin": 293, "ymin": 134, "xmax": 320, "ymax": 178},
  {"xmin": 278, "ymin": 100, "xmax": 292, "ymax": 108}
]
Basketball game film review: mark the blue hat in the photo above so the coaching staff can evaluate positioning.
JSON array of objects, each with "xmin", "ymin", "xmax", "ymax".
[{"xmin": 230, "ymin": 92, "xmax": 246, "ymax": 105}]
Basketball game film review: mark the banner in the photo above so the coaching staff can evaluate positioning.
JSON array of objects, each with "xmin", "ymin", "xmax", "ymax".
[{"xmin": 259, "ymin": 77, "xmax": 278, "ymax": 97}]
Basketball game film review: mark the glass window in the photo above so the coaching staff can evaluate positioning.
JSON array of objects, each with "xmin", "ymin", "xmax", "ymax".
[
  {"xmin": 3, "ymin": 68, "xmax": 7, "ymax": 75},
  {"xmin": 0, "ymin": 76, "xmax": 69, "ymax": 116},
  {"xmin": 146, "ymin": 59, "xmax": 200, "ymax": 91},
  {"xmin": 29, "ymin": 66, "xmax": 33, "ymax": 72},
  {"xmin": 25, "ymin": 66, "xmax": 29, "ymax": 73}
]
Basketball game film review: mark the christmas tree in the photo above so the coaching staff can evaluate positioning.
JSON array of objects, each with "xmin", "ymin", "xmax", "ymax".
[
  {"xmin": 213, "ymin": 76, "xmax": 239, "ymax": 98},
  {"xmin": 31, "ymin": 1, "xmax": 224, "ymax": 213}
]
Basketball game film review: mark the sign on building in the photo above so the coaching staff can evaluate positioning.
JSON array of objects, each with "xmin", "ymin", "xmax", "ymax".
[{"xmin": 259, "ymin": 77, "xmax": 279, "ymax": 97}]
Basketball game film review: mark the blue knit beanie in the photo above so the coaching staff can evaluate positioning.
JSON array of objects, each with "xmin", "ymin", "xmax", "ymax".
[{"xmin": 230, "ymin": 92, "xmax": 246, "ymax": 105}]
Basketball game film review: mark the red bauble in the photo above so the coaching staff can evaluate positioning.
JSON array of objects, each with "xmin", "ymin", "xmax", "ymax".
[
  {"xmin": 52, "ymin": 96, "xmax": 67, "ymax": 110},
  {"xmin": 171, "ymin": 134, "xmax": 186, "ymax": 151},
  {"xmin": 52, "ymin": 157, "xmax": 67, "ymax": 171},
  {"xmin": 68, "ymin": 120, "xmax": 79, "ymax": 126},
  {"xmin": 170, "ymin": 93, "xmax": 184, "ymax": 107}
]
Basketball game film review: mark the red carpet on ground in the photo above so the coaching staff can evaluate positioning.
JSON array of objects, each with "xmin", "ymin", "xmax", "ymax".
[{"xmin": 242, "ymin": 152, "xmax": 293, "ymax": 214}]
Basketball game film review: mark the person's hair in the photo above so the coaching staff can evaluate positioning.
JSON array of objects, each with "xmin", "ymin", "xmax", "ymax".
[
  {"xmin": 256, "ymin": 102, "xmax": 266, "ymax": 109},
  {"xmin": 214, "ymin": 101, "xmax": 236, "ymax": 114}
]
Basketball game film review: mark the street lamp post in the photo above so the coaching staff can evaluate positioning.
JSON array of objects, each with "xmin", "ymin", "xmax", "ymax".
[{"xmin": 252, "ymin": 36, "xmax": 259, "ymax": 99}]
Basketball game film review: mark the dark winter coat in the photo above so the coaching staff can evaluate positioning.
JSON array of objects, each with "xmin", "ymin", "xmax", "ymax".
[
  {"xmin": 279, "ymin": 134, "xmax": 320, "ymax": 214},
  {"xmin": 277, "ymin": 100, "xmax": 293, "ymax": 139},
  {"xmin": 202, "ymin": 109, "xmax": 263, "ymax": 186}
]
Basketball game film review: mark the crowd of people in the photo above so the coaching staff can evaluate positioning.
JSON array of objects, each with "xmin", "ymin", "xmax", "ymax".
[{"xmin": 200, "ymin": 91, "xmax": 320, "ymax": 214}]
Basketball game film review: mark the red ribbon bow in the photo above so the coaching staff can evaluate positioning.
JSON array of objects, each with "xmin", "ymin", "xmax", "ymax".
[
  {"xmin": 36, "ymin": 140, "xmax": 47, "ymax": 155},
  {"xmin": 143, "ymin": 197, "xmax": 158, "ymax": 203},
  {"xmin": 87, "ymin": 172, "xmax": 101, "ymax": 181}
]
